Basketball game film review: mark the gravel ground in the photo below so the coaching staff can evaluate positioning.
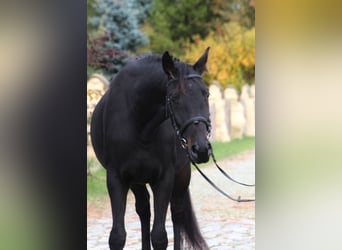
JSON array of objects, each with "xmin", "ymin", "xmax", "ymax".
[{"xmin": 87, "ymin": 150, "xmax": 255, "ymax": 249}]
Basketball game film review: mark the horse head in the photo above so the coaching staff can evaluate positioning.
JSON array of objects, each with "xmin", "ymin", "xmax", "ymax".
[{"xmin": 162, "ymin": 47, "xmax": 211, "ymax": 164}]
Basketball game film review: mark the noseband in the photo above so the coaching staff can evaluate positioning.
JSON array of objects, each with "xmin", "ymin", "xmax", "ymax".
[{"xmin": 166, "ymin": 74, "xmax": 211, "ymax": 148}]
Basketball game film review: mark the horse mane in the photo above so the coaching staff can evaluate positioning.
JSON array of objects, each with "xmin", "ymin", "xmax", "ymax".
[
  {"xmin": 131, "ymin": 53, "xmax": 191, "ymax": 93},
  {"xmin": 133, "ymin": 53, "xmax": 180, "ymax": 64}
]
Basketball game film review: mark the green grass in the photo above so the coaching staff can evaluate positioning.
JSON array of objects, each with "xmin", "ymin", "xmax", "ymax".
[
  {"xmin": 87, "ymin": 165, "xmax": 108, "ymax": 200},
  {"xmin": 87, "ymin": 136, "xmax": 255, "ymax": 199},
  {"xmin": 209, "ymin": 136, "xmax": 255, "ymax": 162}
]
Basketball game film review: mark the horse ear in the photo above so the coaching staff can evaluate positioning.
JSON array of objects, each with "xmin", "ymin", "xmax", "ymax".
[
  {"xmin": 162, "ymin": 51, "xmax": 177, "ymax": 79},
  {"xmin": 193, "ymin": 47, "xmax": 210, "ymax": 74}
]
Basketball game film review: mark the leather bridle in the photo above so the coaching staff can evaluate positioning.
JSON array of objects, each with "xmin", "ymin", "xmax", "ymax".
[{"xmin": 165, "ymin": 74, "xmax": 211, "ymax": 149}]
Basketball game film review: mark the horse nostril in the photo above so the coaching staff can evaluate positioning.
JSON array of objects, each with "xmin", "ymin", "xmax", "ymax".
[
  {"xmin": 190, "ymin": 143, "xmax": 210, "ymax": 163},
  {"xmin": 191, "ymin": 144, "xmax": 200, "ymax": 153}
]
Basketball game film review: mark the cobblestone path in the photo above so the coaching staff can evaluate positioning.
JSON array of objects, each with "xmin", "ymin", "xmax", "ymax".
[{"xmin": 88, "ymin": 150, "xmax": 255, "ymax": 249}]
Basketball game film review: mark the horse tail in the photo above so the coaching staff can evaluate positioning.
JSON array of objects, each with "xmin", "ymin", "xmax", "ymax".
[{"xmin": 172, "ymin": 189, "xmax": 209, "ymax": 250}]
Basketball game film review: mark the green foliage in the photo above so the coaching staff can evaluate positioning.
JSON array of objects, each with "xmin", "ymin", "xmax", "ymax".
[
  {"xmin": 87, "ymin": 0, "xmax": 97, "ymax": 32},
  {"xmin": 132, "ymin": 0, "xmax": 153, "ymax": 25},
  {"xmin": 87, "ymin": 0, "xmax": 152, "ymax": 77},
  {"xmin": 146, "ymin": 0, "xmax": 254, "ymax": 55},
  {"xmin": 89, "ymin": 0, "xmax": 149, "ymax": 51},
  {"xmin": 87, "ymin": 65, "xmax": 98, "ymax": 80},
  {"xmin": 211, "ymin": 0, "xmax": 255, "ymax": 29},
  {"xmin": 147, "ymin": 0, "xmax": 213, "ymax": 54},
  {"xmin": 86, "ymin": 0, "xmax": 254, "ymax": 87},
  {"xmin": 87, "ymin": 35, "xmax": 130, "ymax": 78}
]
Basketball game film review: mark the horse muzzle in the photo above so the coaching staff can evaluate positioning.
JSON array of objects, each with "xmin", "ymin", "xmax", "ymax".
[{"xmin": 189, "ymin": 142, "xmax": 211, "ymax": 163}]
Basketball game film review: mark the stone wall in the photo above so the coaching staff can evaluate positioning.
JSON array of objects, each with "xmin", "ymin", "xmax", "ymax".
[
  {"xmin": 87, "ymin": 74, "xmax": 109, "ymax": 153},
  {"xmin": 87, "ymin": 74, "xmax": 109, "ymax": 119},
  {"xmin": 209, "ymin": 83, "xmax": 255, "ymax": 142},
  {"xmin": 87, "ymin": 74, "xmax": 255, "ymax": 146}
]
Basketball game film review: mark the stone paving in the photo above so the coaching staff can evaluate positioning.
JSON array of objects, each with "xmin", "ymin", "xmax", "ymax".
[{"xmin": 87, "ymin": 150, "xmax": 255, "ymax": 249}]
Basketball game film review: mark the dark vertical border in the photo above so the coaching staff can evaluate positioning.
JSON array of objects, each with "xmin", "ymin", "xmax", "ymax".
[{"xmin": 0, "ymin": 1, "xmax": 87, "ymax": 250}]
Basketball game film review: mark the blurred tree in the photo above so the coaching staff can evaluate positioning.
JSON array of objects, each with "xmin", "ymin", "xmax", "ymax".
[
  {"xmin": 87, "ymin": 0, "xmax": 152, "ymax": 77},
  {"xmin": 147, "ymin": 0, "xmax": 213, "ymax": 54},
  {"xmin": 146, "ymin": 0, "xmax": 254, "ymax": 55},
  {"xmin": 89, "ymin": 0, "xmax": 149, "ymax": 51},
  {"xmin": 132, "ymin": 0, "xmax": 153, "ymax": 25},
  {"xmin": 210, "ymin": 0, "xmax": 255, "ymax": 31},
  {"xmin": 184, "ymin": 22, "xmax": 255, "ymax": 91},
  {"xmin": 87, "ymin": 35, "xmax": 130, "ymax": 79},
  {"xmin": 249, "ymin": 0, "xmax": 255, "ymax": 8},
  {"xmin": 87, "ymin": 0, "xmax": 97, "ymax": 32}
]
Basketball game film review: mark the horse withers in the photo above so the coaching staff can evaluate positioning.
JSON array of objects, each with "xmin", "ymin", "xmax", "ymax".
[{"xmin": 90, "ymin": 48, "xmax": 211, "ymax": 250}]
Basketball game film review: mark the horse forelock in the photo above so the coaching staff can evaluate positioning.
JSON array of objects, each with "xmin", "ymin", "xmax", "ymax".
[
  {"xmin": 177, "ymin": 63, "xmax": 188, "ymax": 94},
  {"xmin": 174, "ymin": 62, "xmax": 199, "ymax": 95}
]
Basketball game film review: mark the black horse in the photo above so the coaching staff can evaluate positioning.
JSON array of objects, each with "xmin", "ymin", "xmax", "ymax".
[{"xmin": 90, "ymin": 48, "xmax": 211, "ymax": 250}]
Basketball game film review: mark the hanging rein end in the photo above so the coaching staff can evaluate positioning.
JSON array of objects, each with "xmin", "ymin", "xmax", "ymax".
[
  {"xmin": 237, "ymin": 197, "xmax": 255, "ymax": 202},
  {"xmin": 234, "ymin": 195, "xmax": 255, "ymax": 203},
  {"xmin": 208, "ymin": 142, "xmax": 256, "ymax": 187},
  {"xmin": 191, "ymin": 142, "xmax": 256, "ymax": 202},
  {"xmin": 235, "ymin": 196, "xmax": 255, "ymax": 202},
  {"xmin": 191, "ymin": 160, "xmax": 255, "ymax": 203}
]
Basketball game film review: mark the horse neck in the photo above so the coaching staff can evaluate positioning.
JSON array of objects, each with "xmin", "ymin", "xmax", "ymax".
[{"xmin": 131, "ymin": 78, "xmax": 168, "ymax": 140}]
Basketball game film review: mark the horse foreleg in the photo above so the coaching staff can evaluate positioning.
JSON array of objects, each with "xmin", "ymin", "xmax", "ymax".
[
  {"xmin": 171, "ymin": 193, "xmax": 184, "ymax": 250},
  {"xmin": 107, "ymin": 170, "xmax": 129, "ymax": 250},
  {"xmin": 131, "ymin": 184, "xmax": 151, "ymax": 250},
  {"xmin": 171, "ymin": 164, "xmax": 191, "ymax": 250},
  {"xmin": 150, "ymin": 173, "xmax": 174, "ymax": 250}
]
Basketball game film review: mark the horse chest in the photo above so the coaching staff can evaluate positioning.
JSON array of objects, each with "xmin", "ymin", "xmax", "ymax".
[{"xmin": 119, "ymin": 148, "xmax": 172, "ymax": 184}]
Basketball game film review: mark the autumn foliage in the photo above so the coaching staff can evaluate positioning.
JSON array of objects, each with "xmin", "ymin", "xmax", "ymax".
[{"xmin": 184, "ymin": 22, "xmax": 255, "ymax": 90}]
